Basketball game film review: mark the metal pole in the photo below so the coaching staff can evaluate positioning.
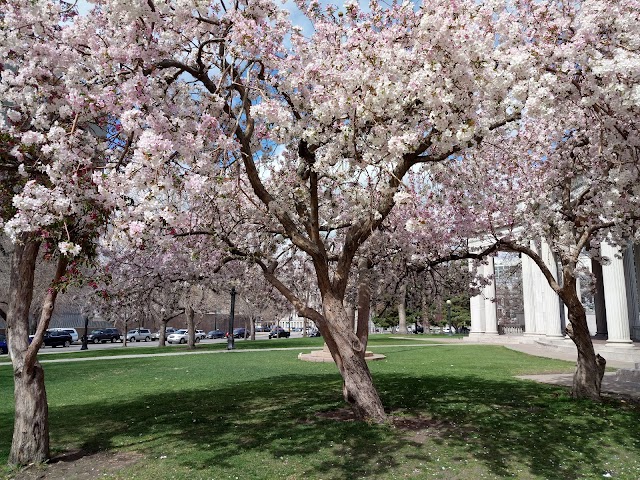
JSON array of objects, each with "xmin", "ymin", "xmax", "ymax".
[
  {"xmin": 227, "ymin": 287, "xmax": 236, "ymax": 350},
  {"xmin": 446, "ymin": 300, "xmax": 452, "ymax": 335}
]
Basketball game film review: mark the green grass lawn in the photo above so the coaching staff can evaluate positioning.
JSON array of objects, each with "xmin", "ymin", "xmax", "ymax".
[{"xmin": 0, "ymin": 344, "xmax": 638, "ymax": 479}]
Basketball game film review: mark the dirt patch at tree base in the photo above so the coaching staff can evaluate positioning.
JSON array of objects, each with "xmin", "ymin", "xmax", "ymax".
[
  {"xmin": 8, "ymin": 451, "xmax": 143, "ymax": 480},
  {"xmin": 314, "ymin": 408, "xmax": 459, "ymax": 442}
]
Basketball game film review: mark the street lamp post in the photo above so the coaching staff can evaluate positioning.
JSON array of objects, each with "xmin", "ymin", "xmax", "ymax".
[
  {"xmin": 227, "ymin": 287, "xmax": 236, "ymax": 350},
  {"xmin": 446, "ymin": 299, "xmax": 452, "ymax": 335}
]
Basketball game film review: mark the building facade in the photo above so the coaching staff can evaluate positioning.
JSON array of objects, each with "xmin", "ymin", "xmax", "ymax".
[{"xmin": 469, "ymin": 241, "xmax": 640, "ymax": 347}]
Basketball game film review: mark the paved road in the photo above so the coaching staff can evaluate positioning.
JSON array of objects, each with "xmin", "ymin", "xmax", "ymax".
[{"xmin": 33, "ymin": 331, "xmax": 307, "ymax": 355}]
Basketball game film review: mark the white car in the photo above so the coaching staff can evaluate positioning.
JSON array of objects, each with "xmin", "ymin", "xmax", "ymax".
[
  {"xmin": 195, "ymin": 329, "xmax": 206, "ymax": 340},
  {"xmin": 167, "ymin": 329, "xmax": 201, "ymax": 344},
  {"xmin": 125, "ymin": 328, "xmax": 152, "ymax": 342}
]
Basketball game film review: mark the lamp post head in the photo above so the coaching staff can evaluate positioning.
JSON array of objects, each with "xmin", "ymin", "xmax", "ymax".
[{"xmin": 446, "ymin": 299, "xmax": 452, "ymax": 305}]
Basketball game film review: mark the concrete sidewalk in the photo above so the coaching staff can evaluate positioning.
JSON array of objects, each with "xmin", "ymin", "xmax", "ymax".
[
  {"xmin": 410, "ymin": 337, "xmax": 640, "ymax": 399},
  {"xmin": 505, "ymin": 343, "xmax": 637, "ymax": 369},
  {"xmin": 516, "ymin": 371, "xmax": 640, "ymax": 399},
  {"xmin": 506, "ymin": 343, "xmax": 640, "ymax": 399}
]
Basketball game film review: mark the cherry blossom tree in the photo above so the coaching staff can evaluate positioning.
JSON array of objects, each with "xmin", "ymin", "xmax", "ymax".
[
  {"xmin": 73, "ymin": 0, "xmax": 522, "ymax": 423},
  {"xmin": 415, "ymin": 0, "xmax": 640, "ymax": 400},
  {"xmin": 0, "ymin": 0, "xmax": 123, "ymax": 464}
]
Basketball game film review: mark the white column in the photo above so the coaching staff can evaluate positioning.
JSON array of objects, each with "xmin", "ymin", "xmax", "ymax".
[
  {"xmin": 623, "ymin": 244, "xmax": 639, "ymax": 340},
  {"xmin": 602, "ymin": 242, "xmax": 634, "ymax": 347},
  {"xmin": 542, "ymin": 239, "xmax": 563, "ymax": 338},
  {"xmin": 522, "ymin": 254, "xmax": 536, "ymax": 335},
  {"xmin": 483, "ymin": 258, "xmax": 499, "ymax": 335},
  {"xmin": 469, "ymin": 260, "xmax": 485, "ymax": 337},
  {"xmin": 592, "ymin": 258, "xmax": 608, "ymax": 338},
  {"xmin": 634, "ymin": 245, "xmax": 640, "ymax": 340},
  {"xmin": 531, "ymin": 241, "xmax": 546, "ymax": 335}
]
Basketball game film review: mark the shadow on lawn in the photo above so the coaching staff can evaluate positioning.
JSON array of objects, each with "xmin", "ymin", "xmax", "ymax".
[{"xmin": 5, "ymin": 372, "xmax": 640, "ymax": 479}]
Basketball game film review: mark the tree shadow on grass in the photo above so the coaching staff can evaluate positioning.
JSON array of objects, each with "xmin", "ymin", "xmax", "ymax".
[
  {"xmin": 1, "ymin": 372, "xmax": 639, "ymax": 479},
  {"xmin": 378, "ymin": 373, "xmax": 640, "ymax": 479}
]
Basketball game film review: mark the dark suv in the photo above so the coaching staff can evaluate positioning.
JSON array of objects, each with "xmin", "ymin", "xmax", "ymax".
[
  {"xmin": 29, "ymin": 330, "xmax": 72, "ymax": 348},
  {"xmin": 268, "ymin": 327, "xmax": 290, "ymax": 339},
  {"xmin": 87, "ymin": 328, "xmax": 121, "ymax": 343},
  {"xmin": 226, "ymin": 328, "xmax": 249, "ymax": 339}
]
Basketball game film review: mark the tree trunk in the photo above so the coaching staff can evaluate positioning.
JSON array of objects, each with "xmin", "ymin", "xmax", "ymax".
[
  {"xmin": 397, "ymin": 282, "xmax": 408, "ymax": 334},
  {"xmin": 562, "ymin": 276, "xmax": 605, "ymax": 400},
  {"xmin": 80, "ymin": 315, "xmax": 89, "ymax": 350},
  {"xmin": 345, "ymin": 303, "xmax": 355, "ymax": 331},
  {"xmin": 6, "ymin": 236, "xmax": 51, "ymax": 465},
  {"xmin": 250, "ymin": 316, "xmax": 256, "ymax": 341},
  {"xmin": 320, "ymin": 294, "xmax": 387, "ymax": 423},
  {"xmin": 159, "ymin": 321, "xmax": 167, "ymax": 347},
  {"xmin": 356, "ymin": 257, "xmax": 372, "ymax": 357},
  {"xmin": 186, "ymin": 304, "xmax": 195, "ymax": 349},
  {"xmin": 421, "ymin": 291, "xmax": 430, "ymax": 334},
  {"xmin": 11, "ymin": 364, "xmax": 50, "ymax": 465}
]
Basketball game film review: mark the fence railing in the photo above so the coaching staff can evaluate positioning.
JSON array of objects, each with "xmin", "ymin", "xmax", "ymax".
[{"xmin": 498, "ymin": 324, "xmax": 525, "ymax": 335}]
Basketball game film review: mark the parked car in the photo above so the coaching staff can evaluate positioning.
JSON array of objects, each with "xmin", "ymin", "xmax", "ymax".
[
  {"xmin": 167, "ymin": 329, "xmax": 187, "ymax": 344},
  {"xmin": 87, "ymin": 328, "xmax": 121, "ymax": 343},
  {"xmin": 207, "ymin": 329, "xmax": 225, "ymax": 339},
  {"xmin": 226, "ymin": 328, "xmax": 249, "ymax": 339},
  {"xmin": 195, "ymin": 329, "xmax": 207, "ymax": 340},
  {"xmin": 308, "ymin": 329, "xmax": 321, "ymax": 338},
  {"xmin": 29, "ymin": 330, "xmax": 73, "ymax": 348},
  {"xmin": 167, "ymin": 329, "xmax": 201, "ymax": 344},
  {"xmin": 49, "ymin": 328, "xmax": 79, "ymax": 343},
  {"xmin": 268, "ymin": 327, "xmax": 290, "ymax": 339},
  {"xmin": 125, "ymin": 328, "xmax": 152, "ymax": 342},
  {"xmin": 152, "ymin": 327, "xmax": 177, "ymax": 340},
  {"xmin": 103, "ymin": 327, "xmax": 122, "ymax": 340},
  {"xmin": 0, "ymin": 334, "xmax": 7, "ymax": 354}
]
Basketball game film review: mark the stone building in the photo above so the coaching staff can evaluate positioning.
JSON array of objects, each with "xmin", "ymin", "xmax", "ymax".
[{"xmin": 467, "ymin": 241, "xmax": 640, "ymax": 362}]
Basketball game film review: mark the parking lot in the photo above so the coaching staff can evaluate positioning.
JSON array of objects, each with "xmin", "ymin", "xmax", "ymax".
[{"xmin": 35, "ymin": 330, "xmax": 307, "ymax": 354}]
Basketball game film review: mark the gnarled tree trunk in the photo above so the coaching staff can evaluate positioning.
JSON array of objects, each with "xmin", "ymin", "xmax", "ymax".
[
  {"xmin": 356, "ymin": 257, "xmax": 372, "ymax": 357},
  {"xmin": 320, "ymin": 294, "xmax": 386, "ymax": 423},
  {"xmin": 562, "ymin": 275, "xmax": 605, "ymax": 400},
  {"xmin": 6, "ymin": 237, "xmax": 49, "ymax": 465}
]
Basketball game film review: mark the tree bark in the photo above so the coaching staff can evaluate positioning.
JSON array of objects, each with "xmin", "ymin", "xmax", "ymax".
[
  {"xmin": 320, "ymin": 294, "xmax": 387, "ymax": 423},
  {"xmin": 561, "ymin": 275, "xmax": 605, "ymax": 400},
  {"xmin": 421, "ymin": 291, "xmax": 430, "ymax": 334},
  {"xmin": 397, "ymin": 282, "xmax": 408, "ymax": 334},
  {"xmin": 6, "ymin": 236, "xmax": 50, "ymax": 465},
  {"xmin": 159, "ymin": 321, "xmax": 168, "ymax": 347},
  {"xmin": 345, "ymin": 303, "xmax": 355, "ymax": 331},
  {"xmin": 356, "ymin": 257, "xmax": 372, "ymax": 357},
  {"xmin": 186, "ymin": 304, "xmax": 195, "ymax": 349}
]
